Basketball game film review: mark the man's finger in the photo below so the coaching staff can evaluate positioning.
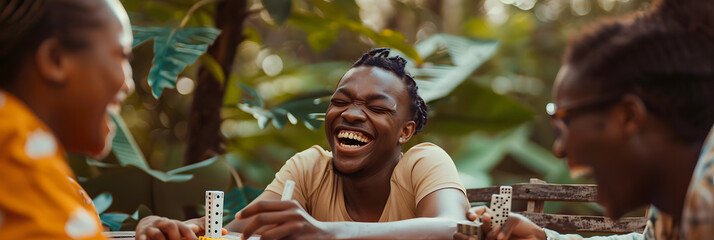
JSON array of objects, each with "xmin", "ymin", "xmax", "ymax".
[
  {"xmin": 481, "ymin": 212, "xmax": 493, "ymax": 233},
  {"xmin": 238, "ymin": 201, "xmax": 300, "ymax": 219},
  {"xmin": 185, "ymin": 223, "xmax": 200, "ymax": 234},
  {"xmin": 466, "ymin": 206, "xmax": 488, "ymax": 221},
  {"xmin": 177, "ymin": 222, "xmax": 198, "ymax": 240},
  {"xmin": 496, "ymin": 217, "xmax": 517, "ymax": 240},
  {"xmin": 146, "ymin": 227, "xmax": 167, "ymax": 240},
  {"xmin": 485, "ymin": 224, "xmax": 500, "ymax": 240},
  {"xmin": 241, "ymin": 211, "xmax": 302, "ymax": 239},
  {"xmin": 453, "ymin": 232, "xmax": 471, "ymax": 240},
  {"xmin": 155, "ymin": 220, "xmax": 181, "ymax": 240},
  {"xmin": 259, "ymin": 221, "xmax": 304, "ymax": 240}
]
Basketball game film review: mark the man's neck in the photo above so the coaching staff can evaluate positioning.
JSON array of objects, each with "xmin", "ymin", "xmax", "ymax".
[
  {"xmin": 650, "ymin": 139, "xmax": 702, "ymax": 223},
  {"xmin": 341, "ymin": 150, "xmax": 401, "ymax": 222}
]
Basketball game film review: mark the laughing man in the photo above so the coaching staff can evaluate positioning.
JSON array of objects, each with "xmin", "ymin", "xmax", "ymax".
[{"xmin": 135, "ymin": 48, "xmax": 470, "ymax": 240}]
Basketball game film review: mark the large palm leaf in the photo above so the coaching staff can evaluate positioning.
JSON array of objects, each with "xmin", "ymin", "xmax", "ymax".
[{"xmin": 133, "ymin": 26, "xmax": 221, "ymax": 98}]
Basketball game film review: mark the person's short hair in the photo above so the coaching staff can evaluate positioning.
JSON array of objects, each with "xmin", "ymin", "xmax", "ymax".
[
  {"xmin": 351, "ymin": 48, "xmax": 428, "ymax": 133},
  {"xmin": 563, "ymin": 0, "xmax": 714, "ymax": 143},
  {"xmin": 0, "ymin": 0, "xmax": 104, "ymax": 87}
]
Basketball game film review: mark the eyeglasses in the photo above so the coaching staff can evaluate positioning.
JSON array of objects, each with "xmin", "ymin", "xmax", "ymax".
[{"xmin": 546, "ymin": 96, "xmax": 623, "ymax": 123}]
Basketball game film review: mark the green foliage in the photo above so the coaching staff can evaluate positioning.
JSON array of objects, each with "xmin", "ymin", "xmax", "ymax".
[
  {"xmin": 410, "ymin": 34, "xmax": 499, "ymax": 102},
  {"xmin": 93, "ymin": 193, "xmax": 113, "ymax": 214},
  {"xmin": 237, "ymin": 83, "xmax": 330, "ymax": 130},
  {"xmin": 81, "ymin": 155, "xmax": 233, "ymax": 220},
  {"xmin": 132, "ymin": 26, "xmax": 221, "ymax": 98},
  {"xmin": 109, "ymin": 112, "xmax": 193, "ymax": 182},
  {"xmin": 454, "ymin": 125, "xmax": 570, "ymax": 188},
  {"xmin": 427, "ymin": 83, "xmax": 533, "ymax": 134},
  {"xmin": 92, "ymin": 193, "xmax": 132, "ymax": 231},
  {"xmin": 100, "ymin": 213, "xmax": 131, "ymax": 231},
  {"xmin": 262, "ymin": 0, "xmax": 292, "ymax": 25},
  {"xmin": 222, "ymin": 186, "xmax": 264, "ymax": 223},
  {"xmin": 287, "ymin": 0, "xmax": 422, "ymax": 63}
]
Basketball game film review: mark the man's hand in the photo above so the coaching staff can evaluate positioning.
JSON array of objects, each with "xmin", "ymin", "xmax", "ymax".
[
  {"xmin": 453, "ymin": 206, "xmax": 547, "ymax": 240},
  {"xmin": 237, "ymin": 200, "xmax": 334, "ymax": 240},
  {"xmin": 136, "ymin": 215, "xmax": 226, "ymax": 240}
]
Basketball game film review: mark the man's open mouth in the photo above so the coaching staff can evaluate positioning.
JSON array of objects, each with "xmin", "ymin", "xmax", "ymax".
[{"xmin": 336, "ymin": 130, "xmax": 372, "ymax": 148}]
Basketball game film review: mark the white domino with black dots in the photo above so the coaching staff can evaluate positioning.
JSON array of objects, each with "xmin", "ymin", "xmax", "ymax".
[
  {"xmin": 490, "ymin": 186, "xmax": 512, "ymax": 226},
  {"xmin": 205, "ymin": 191, "xmax": 224, "ymax": 239}
]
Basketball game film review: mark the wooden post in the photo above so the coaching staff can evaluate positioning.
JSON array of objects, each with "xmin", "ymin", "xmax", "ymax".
[
  {"xmin": 184, "ymin": 0, "xmax": 248, "ymax": 165},
  {"xmin": 526, "ymin": 178, "xmax": 546, "ymax": 213}
]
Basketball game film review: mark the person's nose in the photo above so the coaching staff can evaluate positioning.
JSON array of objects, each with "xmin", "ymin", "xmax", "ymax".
[{"xmin": 341, "ymin": 104, "xmax": 367, "ymax": 123}]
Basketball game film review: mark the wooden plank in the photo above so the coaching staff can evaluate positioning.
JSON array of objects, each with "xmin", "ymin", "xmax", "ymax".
[
  {"xmin": 519, "ymin": 212, "xmax": 647, "ymax": 234},
  {"xmin": 526, "ymin": 178, "xmax": 546, "ymax": 213},
  {"xmin": 467, "ymin": 183, "xmax": 598, "ymax": 202}
]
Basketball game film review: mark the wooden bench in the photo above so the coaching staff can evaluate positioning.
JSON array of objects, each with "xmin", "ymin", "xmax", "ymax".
[{"xmin": 466, "ymin": 178, "xmax": 648, "ymax": 234}]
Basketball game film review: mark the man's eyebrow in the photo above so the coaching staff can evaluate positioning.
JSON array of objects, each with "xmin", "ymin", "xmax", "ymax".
[
  {"xmin": 364, "ymin": 93, "xmax": 390, "ymax": 102},
  {"xmin": 334, "ymin": 88, "xmax": 353, "ymax": 98}
]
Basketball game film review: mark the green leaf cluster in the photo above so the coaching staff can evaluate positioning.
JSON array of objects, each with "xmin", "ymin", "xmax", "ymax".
[{"xmin": 133, "ymin": 26, "xmax": 221, "ymax": 98}]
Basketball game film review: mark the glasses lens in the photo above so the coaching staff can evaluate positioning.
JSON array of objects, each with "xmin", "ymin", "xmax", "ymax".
[{"xmin": 545, "ymin": 102, "xmax": 556, "ymax": 116}]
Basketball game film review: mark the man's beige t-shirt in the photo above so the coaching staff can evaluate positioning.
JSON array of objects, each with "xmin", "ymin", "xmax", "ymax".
[{"xmin": 265, "ymin": 142, "xmax": 466, "ymax": 222}]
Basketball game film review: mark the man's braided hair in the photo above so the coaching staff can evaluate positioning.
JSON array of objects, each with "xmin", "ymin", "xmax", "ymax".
[{"xmin": 351, "ymin": 48, "xmax": 428, "ymax": 133}]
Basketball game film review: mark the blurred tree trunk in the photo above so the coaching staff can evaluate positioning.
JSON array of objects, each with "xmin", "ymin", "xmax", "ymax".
[{"xmin": 184, "ymin": 0, "xmax": 247, "ymax": 165}]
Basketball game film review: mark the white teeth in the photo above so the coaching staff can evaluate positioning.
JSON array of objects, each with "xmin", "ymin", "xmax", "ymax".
[
  {"xmin": 339, "ymin": 142, "xmax": 361, "ymax": 148},
  {"xmin": 337, "ymin": 130, "xmax": 371, "ymax": 144}
]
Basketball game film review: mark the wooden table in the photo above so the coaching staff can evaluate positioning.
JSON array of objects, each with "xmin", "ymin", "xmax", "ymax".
[{"xmin": 104, "ymin": 231, "xmax": 260, "ymax": 239}]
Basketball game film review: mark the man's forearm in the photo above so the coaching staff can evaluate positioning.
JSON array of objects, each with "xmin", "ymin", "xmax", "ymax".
[
  {"xmin": 543, "ymin": 228, "xmax": 644, "ymax": 240},
  {"xmin": 323, "ymin": 217, "xmax": 458, "ymax": 240}
]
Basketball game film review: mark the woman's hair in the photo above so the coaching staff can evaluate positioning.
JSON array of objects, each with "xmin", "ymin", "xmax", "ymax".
[
  {"xmin": 351, "ymin": 48, "xmax": 428, "ymax": 133},
  {"xmin": 0, "ymin": 0, "xmax": 104, "ymax": 87},
  {"xmin": 563, "ymin": 0, "xmax": 714, "ymax": 143}
]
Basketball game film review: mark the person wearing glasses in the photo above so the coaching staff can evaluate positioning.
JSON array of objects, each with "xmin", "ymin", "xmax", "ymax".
[{"xmin": 455, "ymin": 0, "xmax": 714, "ymax": 239}]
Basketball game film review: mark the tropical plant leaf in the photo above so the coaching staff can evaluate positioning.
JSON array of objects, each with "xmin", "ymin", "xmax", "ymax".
[
  {"xmin": 223, "ymin": 185, "xmax": 264, "ymax": 223},
  {"xmin": 132, "ymin": 204, "xmax": 153, "ymax": 220},
  {"xmin": 132, "ymin": 26, "xmax": 221, "ymax": 98},
  {"xmin": 262, "ymin": 0, "xmax": 292, "ymax": 25},
  {"xmin": 426, "ymin": 83, "xmax": 533, "ymax": 134},
  {"xmin": 409, "ymin": 34, "xmax": 499, "ymax": 102},
  {"xmin": 100, "ymin": 213, "xmax": 130, "ymax": 231},
  {"xmin": 93, "ymin": 192, "xmax": 113, "ymax": 214},
  {"xmin": 237, "ymin": 84, "xmax": 330, "ymax": 129},
  {"xmin": 109, "ymin": 113, "xmax": 193, "ymax": 182}
]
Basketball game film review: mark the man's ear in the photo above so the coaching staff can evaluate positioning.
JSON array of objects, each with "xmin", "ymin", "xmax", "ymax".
[
  {"xmin": 618, "ymin": 94, "xmax": 648, "ymax": 136},
  {"xmin": 35, "ymin": 38, "xmax": 69, "ymax": 86},
  {"xmin": 398, "ymin": 121, "xmax": 416, "ymax": 144}
]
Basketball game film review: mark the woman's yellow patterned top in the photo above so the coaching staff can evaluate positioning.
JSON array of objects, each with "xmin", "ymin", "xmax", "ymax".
[{"xmin": 0, "ymin": 90, "xmax": 105, "ymax": 239}]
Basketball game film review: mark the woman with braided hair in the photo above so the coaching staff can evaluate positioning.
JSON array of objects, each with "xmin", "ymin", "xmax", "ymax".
[
  {"xmin": 457, "ymin": 0, "xmax": 714, "ymax": 239},
  {"xmin": 0, "ymin": 0, "xmax": 135, "ymax": 239},
  {"xmin": 137, "ymin": 48, "xmax": 471, "ymax": 239}
]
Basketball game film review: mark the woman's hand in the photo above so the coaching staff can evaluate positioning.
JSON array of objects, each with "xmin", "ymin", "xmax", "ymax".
[
  {"xmin": 453, "ymin": 206, "xmax": 547, "ymax": 240},
  {"xmin": 136, "ymin": 215, "xmax": 226, "ymax": 240},
  {"xmin": 237, "ymin": 200, "xmax": 334, "ymax": 240}
]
